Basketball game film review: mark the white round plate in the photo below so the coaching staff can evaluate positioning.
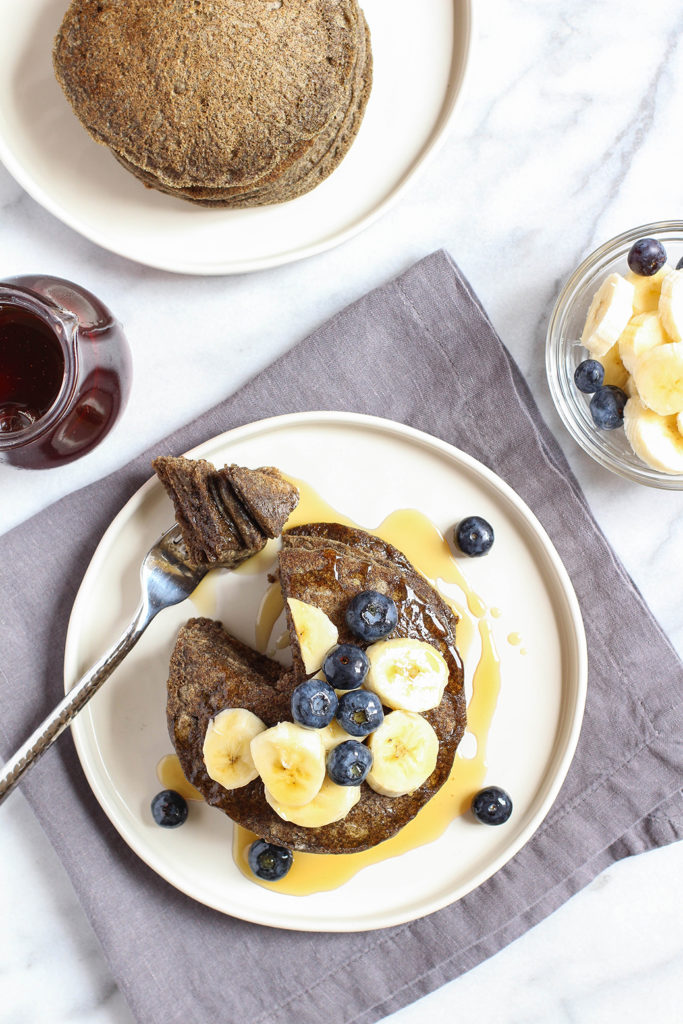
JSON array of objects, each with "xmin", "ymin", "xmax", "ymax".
[
  {"xmin": 0, "ymin": 1, "xmax": 472, "ymax": 275},
  {"xmin": 65, "ymin": 412, "xmax": 586, "ymax": 931}
]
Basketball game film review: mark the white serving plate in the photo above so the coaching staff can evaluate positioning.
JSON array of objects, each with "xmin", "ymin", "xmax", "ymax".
[
  {"xmin": 0, "ymin": 1, "xmax": 472, "ymax": 274},
  {"xmin": 64, "ymin": 412, "xmax": 587, "ymax": 932}
]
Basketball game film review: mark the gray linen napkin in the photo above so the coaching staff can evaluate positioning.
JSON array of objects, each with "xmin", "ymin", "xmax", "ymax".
[{"xmin": 1, "ymin": 251, "xmax": 681, "ymax": 1024}]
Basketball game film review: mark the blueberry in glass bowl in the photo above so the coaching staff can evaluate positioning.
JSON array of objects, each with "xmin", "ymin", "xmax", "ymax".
[
  {"xmin": 573, "ymin": 359, "xmax": 604, "ymax": 394},
  {"xmin": 589, "ymin": 385, "xmax": 627, "ymax": 429},
  {"xmin": 546, "ymin": 221, "xmax": 683, "ymax": 489},
  {"xmin": 627, "ymin": 237, "xmax": 667, "ymax": 276}
]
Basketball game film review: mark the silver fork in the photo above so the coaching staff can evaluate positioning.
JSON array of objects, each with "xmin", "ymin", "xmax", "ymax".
[{"xmin": 0, "ymin": 526, "xmax": 209, "ymax": 806}]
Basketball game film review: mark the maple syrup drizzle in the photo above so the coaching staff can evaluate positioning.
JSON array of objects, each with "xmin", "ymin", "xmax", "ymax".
[
  {"xmin": 234, "ymin": 539, "xmax": 279, "ymax": 576},
  {"xmin": 468, "ymin": 620, "xmax": 502, "ymax": 767},
  {"xmin": 444, "ymin": 597, "xmax": 475, "ymax": 664},
  {"xmin": 231, "ymin": 477, "xmax": 505, "ymax": 896},
  {"xmin": 189, "ymin": 570, "xmax": 219, "ymax": 618},
  {"xmin": 156, "ymin": 754, "xmax": 204, "ymax": 802},
  {"xmin": 254, "ymin": 581, "xmax": 285, "ymax": 653}
]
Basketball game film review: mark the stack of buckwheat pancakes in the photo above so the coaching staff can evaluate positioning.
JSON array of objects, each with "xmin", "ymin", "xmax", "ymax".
[{"xmin": 53, "ymin": 0, "xmax": 372, "ymax": 207}]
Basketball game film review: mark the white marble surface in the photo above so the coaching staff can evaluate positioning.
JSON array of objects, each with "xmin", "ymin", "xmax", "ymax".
[{"xmin": 2, "ymin": 1, "xmax": 682, "ymax": 1022}]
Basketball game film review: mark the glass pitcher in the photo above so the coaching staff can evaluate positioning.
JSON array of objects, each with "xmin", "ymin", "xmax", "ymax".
[{"xmin": 0, "ymin": 274, "xmax": 132, "ymax": 469}]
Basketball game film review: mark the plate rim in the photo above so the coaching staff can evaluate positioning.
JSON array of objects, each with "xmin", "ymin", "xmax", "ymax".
[
  {"xmin": 0, "ymin": 1, "xmax": 473, "ymax": 276},
  {"xmin": 65, "ymin": 410, "xmax": 588, "ymax": 931}
]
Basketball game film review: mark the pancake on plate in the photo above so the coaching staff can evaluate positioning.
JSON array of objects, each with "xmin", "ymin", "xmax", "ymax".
[
  {"xmin": 167, "ymin": 522, "xmax": 466, "ymax": 854},
  {"xmin": 53, "ymin": 0, "xmax": 372, "ymax": 206}
]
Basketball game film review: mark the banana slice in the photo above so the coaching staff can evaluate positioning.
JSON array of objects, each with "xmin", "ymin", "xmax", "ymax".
[
  {"xmin": 618, "ymin": 312, "xmax": 669, "ymax": 374},
  {"xmin": 624, "ymin": 397, "xmax": 683, "ymax": 474},
  {"xmin": 581, "ymin": 273, "xmax": 634, "ymax": 357},
  {"xmin": 287, "ymin": 598, "xmax": 338, "ymax": 674},
  {"xmin": 365, "ymin": 638, "xmax": 449, "ymax": 712},
  {"xmin": 264, "ymin": 775, "xmax": 360, "ymax": 827},
  {"xmin": 626, "ymin": 264, "xmax": 671, "ymax": 315},
  {"xmin": 632, "ymin": 342, "xmax": 683, "ymax": 415},
  {"xmin": 316, "ymin": 718, "xmax": 355, "ymax": 751},
  {"xmin": 677, "ymin": 410, "xmax": 683, "ymax": 437},
  {"xmin": 203, "ymin": 708, "xmax": 266, "ymax": 790},
  {"xmin": 598, "ymin": 342, "xmax": 629, "ymax": 389},
  {"xmin": 624, "ymin": 374, "xmax": 638, "ymax": 398},
  {"xmin": 250, "ymin": 721, "xmax": 325, "ymax": 807},
  {"xmin": 659, "ymin": 269, "xmax": 683, "ymax": 343},
  {"xmin": 366, "ymin": 711, "xmax": 439, "ymax": 798}
]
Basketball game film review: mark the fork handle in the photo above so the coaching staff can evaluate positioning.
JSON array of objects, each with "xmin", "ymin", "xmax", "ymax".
[{"xmin": 0, "ymin": 606, "xmax": 148, "ymax": 806}]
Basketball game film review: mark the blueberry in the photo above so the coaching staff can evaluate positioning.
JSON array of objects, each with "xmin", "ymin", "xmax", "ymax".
[
  {"xmin": 336, "ymin": 689, "xmax": 384, "ymax": 737},
  {"xmin": 326, "ymin": 739, "xmax": 373, "ymax": 786},
  {"xmin": 291, "ymin": 678, "xmax": 338, "ymax": 729},
  {"xmin": 573, "ymin": 358, "xmax": 604, "ymax": 394},
  {"xmin": 627, "ymin": 238, "xmax": 667, "ymax": 276},
  {"xmin": 455, "ymin": 516, "xmax": 494, "ymax": 557},
  {"xmin": 151, "ymin": 789, "xmax": 188, "ymax": 828},
  {"xmin": 248, "ymin": 839, "xmax": 293, "ymax": 881},
  {"xmin": 471, "ymin": 786, "xmax": 513, "ymax": 825},
  {"xmin": 346, "ymin": 591, "xmax": 398, "ymax": 642},
  {"xmin": 677, "ymin": 256, "xmax": 683, "ymax": 271},
  {"xmin": 589, "ymin": 384, "xmax": 627, "ymax": 429},
  {"xmin": 323, "ymin": 644, "xmax": 369, "ymax": 690}
]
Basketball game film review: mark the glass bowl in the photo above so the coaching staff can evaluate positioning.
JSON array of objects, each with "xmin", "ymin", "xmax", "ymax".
[{"xmin": 546, "ymin": 220, "xmax": 683, "ymax": 490}]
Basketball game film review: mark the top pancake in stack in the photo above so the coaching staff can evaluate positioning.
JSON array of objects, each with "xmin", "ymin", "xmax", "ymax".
[{"xmin": 53, "ymin": 0, "xmax": 372, "ymax": 207}]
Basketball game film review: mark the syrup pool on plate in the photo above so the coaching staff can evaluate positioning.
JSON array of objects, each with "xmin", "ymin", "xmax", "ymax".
[{"xmin": 156, "ymin": 754, "xmax": 203, "ymax": 803}]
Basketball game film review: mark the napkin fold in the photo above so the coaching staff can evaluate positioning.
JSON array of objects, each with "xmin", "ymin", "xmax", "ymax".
[{"xmin": 1, "ymin": 251, "xmax": 681, "ymax": 1024}]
